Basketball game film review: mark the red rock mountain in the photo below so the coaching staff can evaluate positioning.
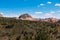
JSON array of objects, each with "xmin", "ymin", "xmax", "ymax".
[
  {"xmin": 41, "ymin": 18, "xmax": 58, "ymax": 23},
  {"xmin": 19, "ymin": 14, "xmax": 37, "ymax": 21}
]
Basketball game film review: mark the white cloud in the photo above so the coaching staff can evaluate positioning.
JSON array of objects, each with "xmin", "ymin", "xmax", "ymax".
[
  {"xmin": 50, "ymin": 11, "xmax": 55, "ymax": 14},
  {"xmin": 47, "ymin": 2, "xmax": 52, "ymax": 4},
  {"xmin": 55, "ymin": 3, "xmax": 60, "ymax": 6},
  {"xmin": 37, "ymin": 4, "xmax": 45, "ymax": 7},
  {"xmin": 35, "ymin": 12, "xmax": 43, "ymax": 14},
  {"xmin": 40, "ymin": 4, "xmax": 45, "ymax": 6}
]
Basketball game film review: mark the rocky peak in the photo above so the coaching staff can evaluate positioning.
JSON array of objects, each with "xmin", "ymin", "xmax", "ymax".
[
  {"xmin": 19, "ymin": 14, "xmax": 37, "ymax": 21},
  {"xmin": 19, "ymin": 14, "xmax": 32, "ymax": 19}
]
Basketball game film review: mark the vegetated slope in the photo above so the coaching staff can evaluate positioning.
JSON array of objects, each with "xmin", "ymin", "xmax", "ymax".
[{"xmin": 0, "ymin": 17, "xmax": 60, "ymax": 40}]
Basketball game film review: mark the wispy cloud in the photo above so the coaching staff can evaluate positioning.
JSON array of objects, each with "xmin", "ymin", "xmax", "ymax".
[
  {"xmin": 39, "ymin": 11, "xmax": 55, "ymax": 18},
  {"xmin": 55, "ymin": 3, "xmax": 60, "ymax": 6},
  {"xmin": 45, "ymin": 13, "xmax": 52, "ymax": 17},
  {"xmin": 37, "ymin": 4, "xmax": 45, "ymax": 7},
  {"xmin": 50, "ymin": 11, "xmax": 55, "ymax": 14},
  {"xmin": 33, "ymin": 11, "xmax": 60, "ymax": 19},
  {"xmin": 4, "ymin": 14, "xmax": 19, "ymax": 17},
  {"xmin": 47, "ymin": 2, "xmax": 52, "ymax": 4},
  {"xmin": 58, "ymin": 10, "xmax": 60, "ymax": 12},
  {"xmin": 35, "ymin": 12, "xmax": 43, "ymax": 14}
]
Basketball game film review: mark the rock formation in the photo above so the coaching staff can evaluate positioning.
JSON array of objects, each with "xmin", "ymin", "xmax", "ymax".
[{"xmin": 19, "ymin": 14, "xmax": 37, "ymax": 21}]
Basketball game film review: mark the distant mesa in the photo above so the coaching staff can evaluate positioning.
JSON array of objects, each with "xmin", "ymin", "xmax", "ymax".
[{"xmin": 19, "ymin": 13, "xmax": 37, "ymax": 21}]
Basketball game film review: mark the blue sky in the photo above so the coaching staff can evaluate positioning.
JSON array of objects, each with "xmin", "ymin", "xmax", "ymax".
[{"xmin": 0, "ymin": 0, "xmax": 60, "ymax": 19}]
